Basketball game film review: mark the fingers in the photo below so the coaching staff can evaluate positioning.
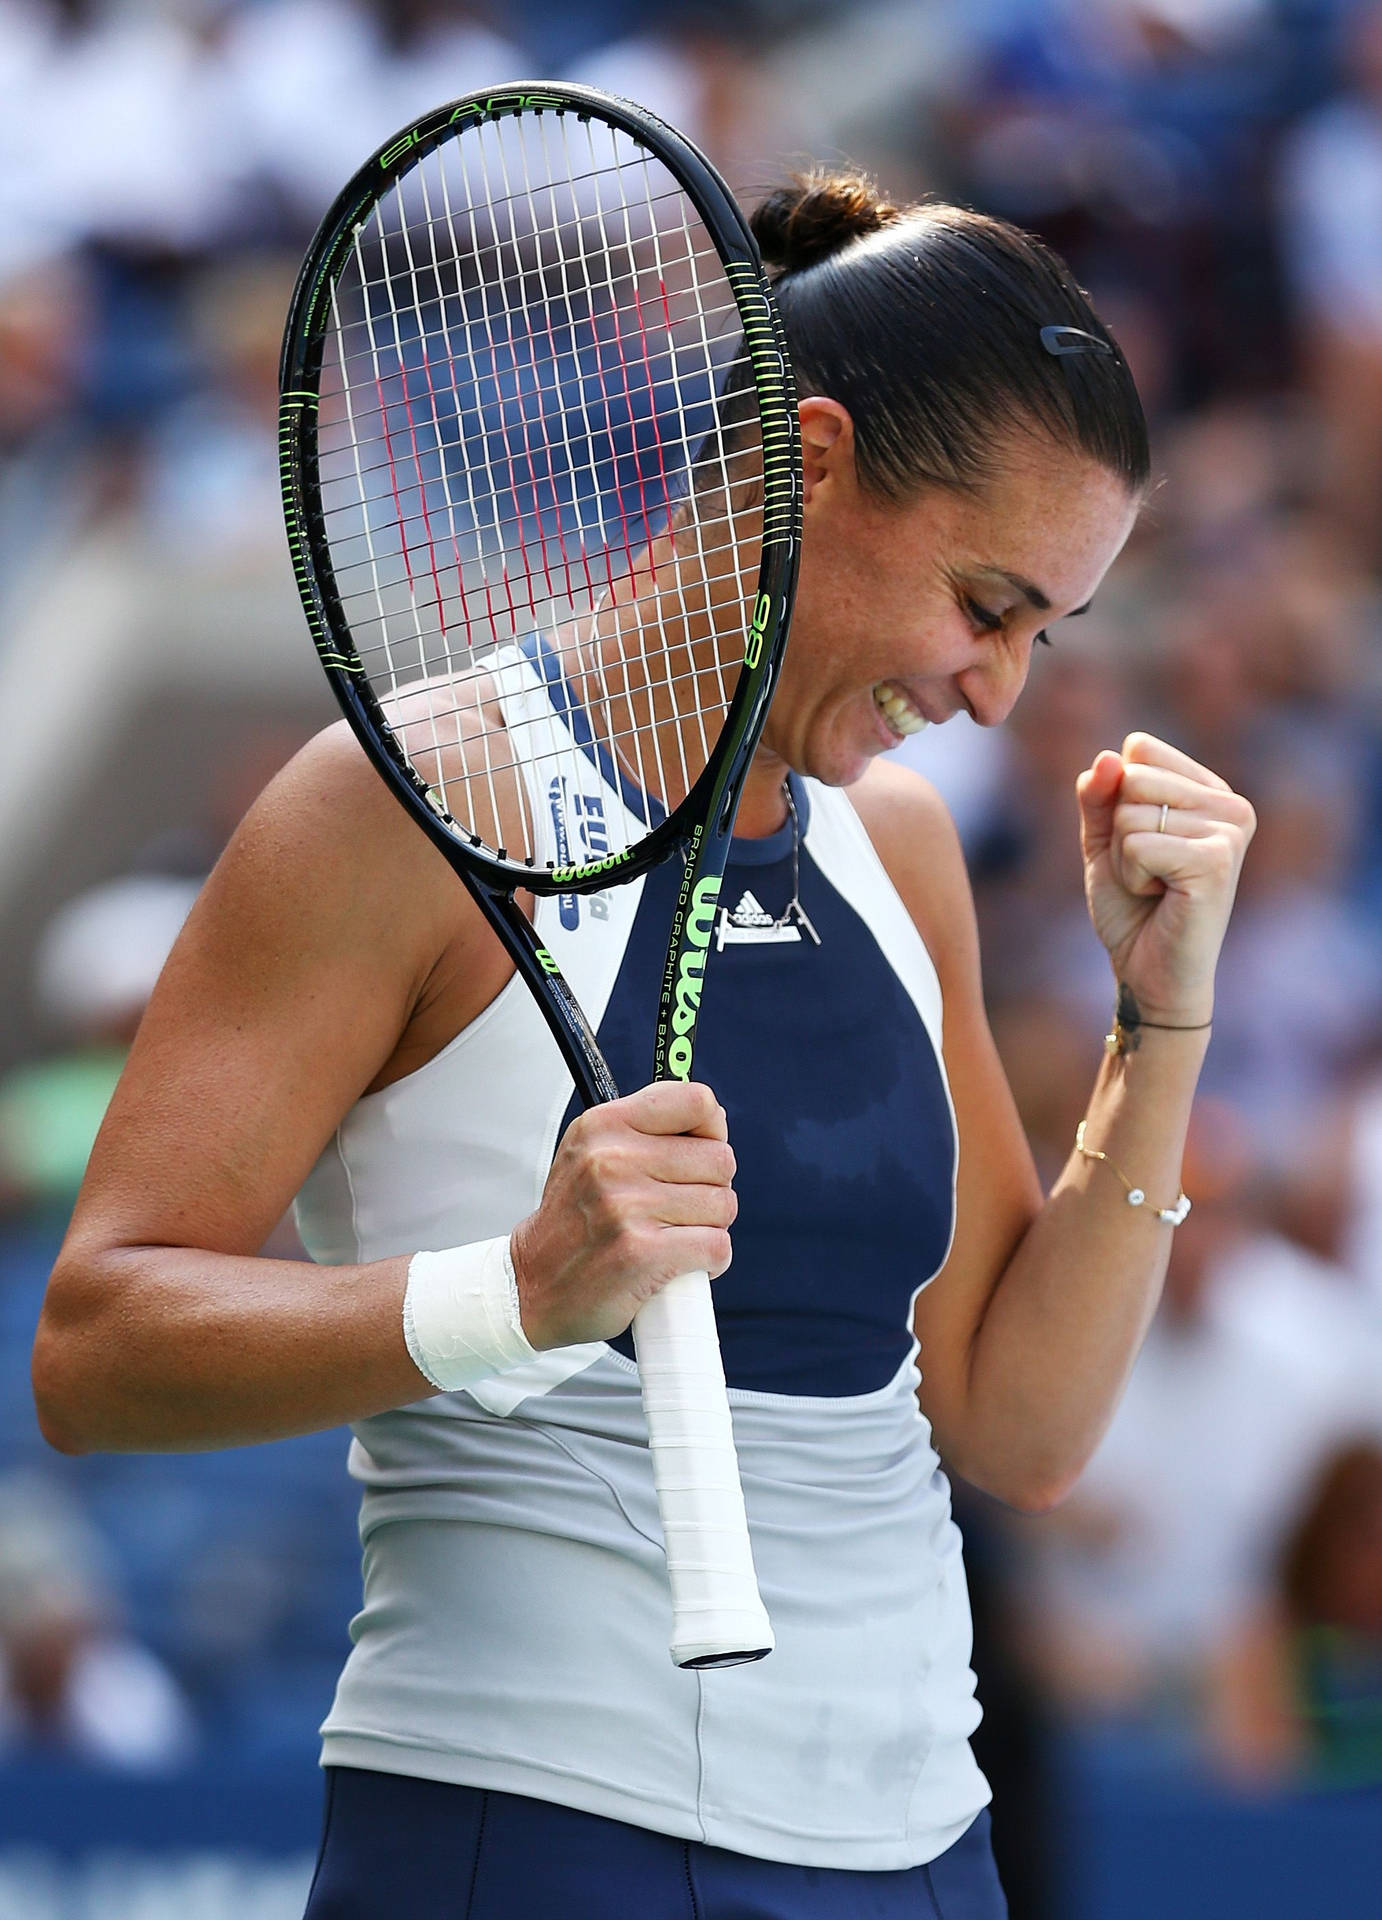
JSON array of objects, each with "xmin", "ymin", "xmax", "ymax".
[
  {"xmin": 615, "ymin": 1080, "xmax": 727, "ymax": 1140},
  {"xmin": 571, "ymin": 1090, "xmax": 735, "ymax": 1185},
  {"xmin": 598, "ymin": 1214, "xmax": 735, "ymax": 1289},
  {"xmin": 1119, "ymin": 730, "xmax": 1232, "ymax": 792},
  {"xmin": 1111, "ymin": 752, "xmax": 1255, "ymax": 887},
  {"xmin": 1075, "ymin": 749, "xmax": 1126, "ymax": 812},
  {"xmin": 1117, "ymin": 804, "xmax": 1222, "ymax": 842},
  {"xmin": 1075, "ymin": 750, "xmax": 1126, "ymax": 860},
  {"xmin": 1081, "ymin": 737, "xmax": 1255, "ymax": 878},
  {"xmin": 1116, "ymin": 763, "xmax": 1218, "ymax": 812},
  {"xmin": 1075, "ymin": 729, "xmax": 1255, "ymax": 1031},
  {"xmin": 518, "ymin": 1089, "xmax": 739, "ymax": 1345},
  {"xmin": 1086, "ymin": 746, "xmax": 1249, "ymax": 823},
  {"xmin": 560, "ymin": 1096, "xmax": 736, "ymax": 1232},
  {"xmin": 1115, "ymin": 758, "xmax": 1254, "ymax": 823},
  {"xmin": 1115, "ymin": 829, "xmax": 1237, "ymax": 898},
  {"xmin": 564, "ymin": 1122, "xmax": 736, "ymax": 1199},
  {"xmin": 649, "ymin": 1179, "xmax": 739, "ymax": 1230},
  {"xmin": 640, "ymin": 1131, "xmax": 737, "ymax": 1186},
  {"xmin": 655, "ymin": 1226, "xmax": 736, "ymax": 1280}
]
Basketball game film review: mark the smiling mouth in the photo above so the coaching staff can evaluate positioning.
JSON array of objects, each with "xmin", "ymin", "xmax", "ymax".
[{"xmin": 873, "ymin": 681, "xmax": 929, "ymax": 738}]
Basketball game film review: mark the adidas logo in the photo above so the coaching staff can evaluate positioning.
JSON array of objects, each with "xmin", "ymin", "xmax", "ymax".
[
  {"xmin": 716, "ymin": 889, "xmax": 802, "ymax": 950},
  {"xmin": 727, "ymin": 890, "xmax": 775, "ymax": 929}
]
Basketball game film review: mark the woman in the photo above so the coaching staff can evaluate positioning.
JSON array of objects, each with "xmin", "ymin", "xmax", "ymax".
[{"xmin": 32, "ymin": 176, "xmax": 1254, "ymax": 1918}]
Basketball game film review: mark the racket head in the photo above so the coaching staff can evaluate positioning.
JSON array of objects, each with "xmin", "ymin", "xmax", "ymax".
[{"xmin": 280, "ymin": 83, "xmax": 800, "ymax": 898}]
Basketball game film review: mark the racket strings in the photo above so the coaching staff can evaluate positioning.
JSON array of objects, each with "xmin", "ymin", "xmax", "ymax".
[
  {"xmin": 315, "ymin": 107, "xmax": 763, "ymax": 872},
  {"xmin": 326, "ymin": 173, "xmax": 720, "ymax": 289},
  {"xmin": 383, "ymin": 661, "xmax": 751, "ymax": 791}
]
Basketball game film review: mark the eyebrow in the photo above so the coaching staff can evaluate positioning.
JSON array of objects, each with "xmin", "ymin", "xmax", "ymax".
[{"xmin": 981, "ymin": 567, "xmax": 1092, "ymax": 618}]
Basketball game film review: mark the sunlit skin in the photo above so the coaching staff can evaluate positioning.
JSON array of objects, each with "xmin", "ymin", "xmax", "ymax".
[{"xmin": 736, "ymin": 399, "xmax": 1142, "ymax": 832}]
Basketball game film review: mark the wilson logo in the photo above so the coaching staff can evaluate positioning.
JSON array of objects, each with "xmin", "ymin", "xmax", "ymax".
[
  {"xmin": 744, "ymin": 593, "xmax": 772, "ymax": 669},
  {"xmin": 666, "ymin": 878, "xmax": 721, "ymax": 1079},
  {"xmin": 551, "ymin": 845, "xmax": 631, "ymax": 888}
]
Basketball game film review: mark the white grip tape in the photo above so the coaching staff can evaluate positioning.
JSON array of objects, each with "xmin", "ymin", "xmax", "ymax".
[
  {"xmin": 632, "ymin": 1270, "xmax": 775, "ymax": 1667},
  {"xmin": 403, "ymin": 1237, "xmax": 537, "ymax": 1393}
]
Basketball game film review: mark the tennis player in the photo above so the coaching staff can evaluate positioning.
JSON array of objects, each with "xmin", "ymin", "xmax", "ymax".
[{"xmin": 33, "ymin": 178, "xmax": 1253, "ymax": 1919}]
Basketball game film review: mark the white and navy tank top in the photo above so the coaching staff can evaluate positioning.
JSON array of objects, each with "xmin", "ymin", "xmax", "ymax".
[{"xmin": 294, "ymin": 646, "xmax": 989, "ymax": 1871}]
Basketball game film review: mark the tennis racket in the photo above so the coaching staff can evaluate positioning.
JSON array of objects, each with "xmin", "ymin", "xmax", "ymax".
[{"xmin": 279, "ymin": 82, "xmax": 800, "ymax": 1668}]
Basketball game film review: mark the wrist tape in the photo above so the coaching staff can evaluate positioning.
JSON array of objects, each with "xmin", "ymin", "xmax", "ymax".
[{"xmin": 402, "ymin": 1236, "xmax": 537, "ymax": 1393}]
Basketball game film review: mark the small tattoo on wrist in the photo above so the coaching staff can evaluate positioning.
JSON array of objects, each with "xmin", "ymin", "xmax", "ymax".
[
  {"xmin": 1105, "ymin": 983, "xmax": 1213, "ymax": 1056},
  {"xmin": 1099, "ymin": 983, "xmax": 1144, "ymax": 1056}
]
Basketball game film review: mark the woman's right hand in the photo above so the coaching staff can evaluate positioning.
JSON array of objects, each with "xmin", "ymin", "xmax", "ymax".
[{"xmin": 510, "ymin": 1082, "xmax": 737, "ymax": 1350}]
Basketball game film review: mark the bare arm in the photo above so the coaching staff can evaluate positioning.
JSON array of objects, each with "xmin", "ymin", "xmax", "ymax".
[
  {"xmin": 853, "ymin": 736, "xmax": 1252, "ymax": 1511},
  {"xmin": 33, "ymin": 727, "xmax": 735, "ymax": 1455}
]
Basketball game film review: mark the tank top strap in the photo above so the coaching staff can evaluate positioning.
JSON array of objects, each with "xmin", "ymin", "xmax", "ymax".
[
  {"xmin": 483, "ymin": 638, "xmax": 653, "ymax": 1050},
  {"xmin": 486, "ymin": 638, "xmax": 664, "ymax": 875},
  {"xmin": 800, "ymin": 781, "xmax": 947, "ymax": 1061}
]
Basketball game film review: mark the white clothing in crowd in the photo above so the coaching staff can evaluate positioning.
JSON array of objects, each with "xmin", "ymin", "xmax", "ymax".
[{"xmin": 1023, "ymin": 1232, "xmax": 1382, "ymax": 1671}]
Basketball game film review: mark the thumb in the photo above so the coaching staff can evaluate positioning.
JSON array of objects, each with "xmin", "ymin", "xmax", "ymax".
[{"xmin": 1076, "ymin": 749, "xmax": 1124, "ymax": 860}]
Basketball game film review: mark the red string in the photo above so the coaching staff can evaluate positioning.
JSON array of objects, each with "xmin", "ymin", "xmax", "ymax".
[{"xmin": 604, "ymin": 278, "xmax": 658, "ymax": 591}]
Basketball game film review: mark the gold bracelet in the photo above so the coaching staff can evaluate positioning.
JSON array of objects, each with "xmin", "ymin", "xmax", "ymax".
[{"xmin": 1074, "ymin": 1121, "xmax": 1192, "ymax": 1226}]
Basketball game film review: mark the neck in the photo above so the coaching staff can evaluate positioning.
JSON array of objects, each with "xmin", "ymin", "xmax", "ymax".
[
  {"xmin": 576, "ymin": 513, "xmax": 786, "ymax": 814},
  {"xmin": 734, "ymin": 749, "xmax": 793, "ymax": 837}
]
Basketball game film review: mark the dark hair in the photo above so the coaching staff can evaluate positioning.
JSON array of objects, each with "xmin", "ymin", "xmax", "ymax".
[{"xmin": 750, "ymin": 171, "xmax": 1150, "ymax": 500}]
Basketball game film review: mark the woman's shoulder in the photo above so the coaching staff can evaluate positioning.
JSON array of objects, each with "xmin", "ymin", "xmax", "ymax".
[
  {"xmin": 188, "ymin": 722, "xmax": 498, "ymax": 1085},
  {"xmin": 231, "ymin": 721, "xmax": 461, "ymax": 937},
  {"xmin": 839, "ymin": 755, "xmax": 957, "ymax": 845},
  {"xmin": 62, "ymin": 725, "xmax": 490, "ymax": 1263}
]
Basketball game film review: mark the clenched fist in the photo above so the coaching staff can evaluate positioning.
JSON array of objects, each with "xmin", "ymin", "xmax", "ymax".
[{"xmin": 1076, "ymin": 732, "xmax": 1256, "ymax": 1027}]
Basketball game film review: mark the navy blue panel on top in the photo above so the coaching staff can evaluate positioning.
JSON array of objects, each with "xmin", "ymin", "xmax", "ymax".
[{"xmin": 563, "ymin": 779, "xmax": 956, "ymax": 1397}]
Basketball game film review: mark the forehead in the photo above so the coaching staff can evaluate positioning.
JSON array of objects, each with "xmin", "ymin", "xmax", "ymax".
[{"xmin": 939, "ymin": 446, "xmax": 1140, "ymax": 614}]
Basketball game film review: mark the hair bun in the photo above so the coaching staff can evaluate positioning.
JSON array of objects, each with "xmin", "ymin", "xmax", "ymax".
[{"xmin": 750, "ymin": 171, "xmax": 901, "ymax": 276}]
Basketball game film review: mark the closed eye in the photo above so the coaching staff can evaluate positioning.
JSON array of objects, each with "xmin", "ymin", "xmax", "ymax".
[{"xmin": 965, "ymin": 597, "xmax": 1053, "ymax": 649}]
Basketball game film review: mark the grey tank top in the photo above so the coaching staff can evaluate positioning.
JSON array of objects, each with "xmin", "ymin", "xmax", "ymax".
[{"xmin": 294, "ymin": 648, "xmax": 990, "ymax": 1869}]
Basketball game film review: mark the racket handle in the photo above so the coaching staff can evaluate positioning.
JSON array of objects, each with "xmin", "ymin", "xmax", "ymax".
[{"xmin": 632, "ymin": 1271, "xmax": 775, "ymax": 1668}]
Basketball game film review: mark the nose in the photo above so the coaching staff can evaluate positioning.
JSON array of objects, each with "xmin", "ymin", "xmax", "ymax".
[{"xmin": 957, "ymin": 635, "xmax": 1034, "ymax": 728}]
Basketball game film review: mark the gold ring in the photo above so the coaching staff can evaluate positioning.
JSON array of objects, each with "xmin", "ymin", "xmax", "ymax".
[{"xmin": 1157, "ymin": 803, "xmax": 1169, "ymax": 834}]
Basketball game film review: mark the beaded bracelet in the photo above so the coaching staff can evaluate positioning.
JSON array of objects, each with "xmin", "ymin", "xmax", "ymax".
[{"xmin": 1074, "ymin": 1122, "xmax": 1192, "ymax": 1227}]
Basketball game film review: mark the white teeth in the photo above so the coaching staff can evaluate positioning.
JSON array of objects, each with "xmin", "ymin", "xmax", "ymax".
[{"xmin": 873, "ymin": 681, "xmax": 928, "ymax": 737}]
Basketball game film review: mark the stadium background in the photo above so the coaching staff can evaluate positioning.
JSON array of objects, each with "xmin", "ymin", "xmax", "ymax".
[{"xmin": 1, "ymin": 0, "xmax": 1381, "ymax": 1913}]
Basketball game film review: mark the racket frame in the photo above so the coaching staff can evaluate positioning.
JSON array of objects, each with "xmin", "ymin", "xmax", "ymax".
[
  {"xmin": 280, "ymin": 81, "xmax": 801, "ymax": 1659},
  {"xmin": 281, "ymin": 83, "xmax": 798, "ymax": 1098}
]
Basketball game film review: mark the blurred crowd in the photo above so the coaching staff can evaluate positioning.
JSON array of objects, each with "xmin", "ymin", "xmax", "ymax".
[{"xmin": 2, "ymin": 0, "xmax": 1382, "ymax": 1911}]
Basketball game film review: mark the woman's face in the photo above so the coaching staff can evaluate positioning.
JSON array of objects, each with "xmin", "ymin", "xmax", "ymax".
[{"xmin": 762, "ymin": 402, "xmax": 1141, "ymax": 786}]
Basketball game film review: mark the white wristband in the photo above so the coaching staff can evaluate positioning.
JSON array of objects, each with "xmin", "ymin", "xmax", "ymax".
[{"xmin": 402, "ymin": 1236, "xmax": 537, "ymax": 1393}]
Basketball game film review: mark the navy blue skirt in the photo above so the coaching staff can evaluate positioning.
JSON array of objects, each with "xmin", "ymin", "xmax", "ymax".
[{"xmin": 303, "ymin": 1767, "xmax": 1008, "ymax": 1919}]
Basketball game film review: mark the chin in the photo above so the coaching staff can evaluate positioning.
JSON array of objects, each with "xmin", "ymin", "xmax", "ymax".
[
  {"xmin": 801, "ymin": 734, "xmax": 883, "ymax": 789},
  {"xmin": 775, "ymin": 699, "xmax": 892, "ymax": 788}
]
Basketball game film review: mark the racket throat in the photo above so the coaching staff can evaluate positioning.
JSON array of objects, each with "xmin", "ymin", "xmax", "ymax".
[{"xmin": 485, "ymin": 887, "xmax": 619, "ymax": 1108}]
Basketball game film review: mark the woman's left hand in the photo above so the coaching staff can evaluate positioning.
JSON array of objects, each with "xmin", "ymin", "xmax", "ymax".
[{"xmin": 1075, "ymin": 733, "xmax": 1256, "ymax": 1025}]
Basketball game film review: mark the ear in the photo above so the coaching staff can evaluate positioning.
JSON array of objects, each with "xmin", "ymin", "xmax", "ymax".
[{"xmin": 798, "ymin": 397, "xmax": 856, "ymax": 506}]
